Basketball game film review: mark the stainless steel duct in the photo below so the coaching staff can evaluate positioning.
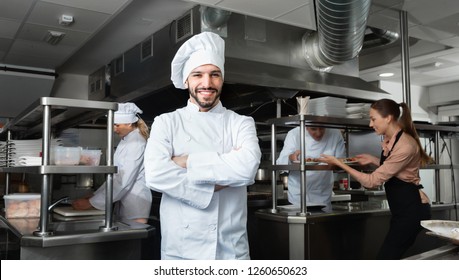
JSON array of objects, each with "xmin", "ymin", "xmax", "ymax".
[
  {"xmin": 201, "ymin": 6, "xmax": 231, "ymax": 29},
  {"xmin": 303, "ymin": 0, "xmax": 372, "ymax": 69},
  {"xmin": 363, "ymin": 27, "xmax": 399, "ymax": 50}
]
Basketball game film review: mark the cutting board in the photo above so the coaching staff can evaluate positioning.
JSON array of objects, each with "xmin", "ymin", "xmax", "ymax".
[{"xmin": 53, "ymin": 206, "xmax": 105, "ymax": 217}]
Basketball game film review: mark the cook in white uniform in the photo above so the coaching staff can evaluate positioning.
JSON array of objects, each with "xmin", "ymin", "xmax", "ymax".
[
  {"xmin": 277, "ymin": 127, "xmax": 346, "ymax": 211},
  {"xmin": 72, "ymin": 103, "xmax": 152, "ymax": 224},
  {"xmin": 144, "ymin": 32, "xmax": 261, "ymax": 260}
]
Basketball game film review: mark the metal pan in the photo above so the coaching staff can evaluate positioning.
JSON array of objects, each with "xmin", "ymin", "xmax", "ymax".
[{"xmin": 421, "ymin": 220, "xmax": 459, "ymax": 245}]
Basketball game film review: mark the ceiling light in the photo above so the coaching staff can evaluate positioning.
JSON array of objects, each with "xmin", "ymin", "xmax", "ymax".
[
  {"xmin": 43, "ymin": 30, "xmax": 66, "ymax": 45},
  {"xmin": 378, "ymin": 72, "xmax": 394, "ymax": 77}
]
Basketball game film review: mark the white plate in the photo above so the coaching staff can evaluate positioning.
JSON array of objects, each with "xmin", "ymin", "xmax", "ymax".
[{"xmin": 292, "ymin": 160, "xmax": 320, "ymax": 165}]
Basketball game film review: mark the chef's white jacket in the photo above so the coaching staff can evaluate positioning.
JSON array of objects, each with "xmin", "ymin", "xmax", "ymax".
[
  {"xmin": 276, "ymin": 127, "xmax": 346, "ymax": 210},
  {"xmin": 144, "ymin": 101, "xmax": 261, "ymax": 260},
  {"xmin": 90, "ymin": 128, "xmax": 152, "ymax": 220}
]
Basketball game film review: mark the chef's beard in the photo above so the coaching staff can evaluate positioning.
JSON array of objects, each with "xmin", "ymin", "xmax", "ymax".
[{"xmin": 189, "ymin": 87, "xmax": 221, "ymax": 110}]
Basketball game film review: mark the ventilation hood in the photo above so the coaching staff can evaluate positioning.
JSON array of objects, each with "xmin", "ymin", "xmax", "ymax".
[
  {"xmin": 108, "ymin": 3, "xmax": 389, "ymax": 120},
  {"xmin": 0, "ymin": 65, "xmax": 56, "ymax": 118}
]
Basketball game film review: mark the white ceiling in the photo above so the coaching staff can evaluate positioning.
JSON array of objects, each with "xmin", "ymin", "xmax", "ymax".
[{"xmin": 1, "ymin": 0, "xmax": 459, "ymax": 117}]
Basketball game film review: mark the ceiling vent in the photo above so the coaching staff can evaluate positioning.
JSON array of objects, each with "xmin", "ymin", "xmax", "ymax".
[
  {"xmin": 141, "ymin": 37, "xmax": 153, "ymax": 61},
  {"xmin": 175, "ymin": 10, "xmax": 193, "ymax": 43},
  {"xmin": 114, "ymin": 55, "xmax": 124, "ymax": 76},
  {"xmin": 43, "ymin": 30, "xmax": 66, "ymax": 45}
]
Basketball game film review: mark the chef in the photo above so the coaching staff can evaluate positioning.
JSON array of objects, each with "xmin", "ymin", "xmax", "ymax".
[
  {"xmin": 72, "ymin": 103, "xmax": 152, "ymax": 224},
  {"xmin": 277, "ymin": 126, "xmax": 346, "ymax": 211},
  {"xmin": 144, "ymin": 32, "xmax": 261, "ymax": 260}
]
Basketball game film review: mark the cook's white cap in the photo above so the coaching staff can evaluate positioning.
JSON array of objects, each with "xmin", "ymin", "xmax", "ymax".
[
  {"xmin": 171, "ymin": 32, "xmax": 225, "ymax": 89},
  {"xmin": 114, "ymin": 103, "xmax": 142, "ymax": 124}
]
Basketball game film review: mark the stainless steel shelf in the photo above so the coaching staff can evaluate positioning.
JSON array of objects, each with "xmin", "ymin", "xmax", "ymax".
[
  {"xmin": 1, "ymin": 97, "xmax": 118, "ymax": 138},
  {"xmin": 269, "ymin": 163, "xmax": 457, "ymax": 172},
  {"xmin": 0, "ymin": 165, "xmax": 117, "ymax": 174},
  {"xmin": 266, "ymin": 115, "xmax": 459, "ymax": 133},
  {"xmin": 1, "ymin": 97, "xmax": 118, "ymax": 236}
]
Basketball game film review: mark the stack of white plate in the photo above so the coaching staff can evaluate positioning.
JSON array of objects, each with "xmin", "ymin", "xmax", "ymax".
[
  {"xmin": 7, "ymin": 138, "xmax": 62, "ymax": 166},
  {"xmin": 345, "ymin": 103, "xmax": 371, "ymax": 118},
  {"xmin": 308, "ymin": 97, "xmax": 347, "ymax": 117},
  {"xmin": 0, "ymin": 141, "xmax": 11, "ymax": 167}
]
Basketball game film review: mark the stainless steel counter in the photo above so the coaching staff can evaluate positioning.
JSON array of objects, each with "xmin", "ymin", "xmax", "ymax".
[
  {"xmin": 0, "ymin": 214, "xmax": 155, "ymax": 259},
  {"xmin": 250, "ymin": 201, "xmax": 457, "ymax": 259},
  {"xmin": 404, "ymin": 244, "xmax": 459, "ymax": 260}
]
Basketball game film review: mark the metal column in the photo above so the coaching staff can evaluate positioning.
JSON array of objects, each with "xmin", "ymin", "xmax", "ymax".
[
  {"xmin": 100, "ymin": 109, "xmax": 118, "ymax": 231},
  {"xmin": 34, "ymin": 105, "xmax": 52, "ymax": 236},
  {"xmin": 400, "ymin": 10, "xmax": 411, "ymax": 107}
]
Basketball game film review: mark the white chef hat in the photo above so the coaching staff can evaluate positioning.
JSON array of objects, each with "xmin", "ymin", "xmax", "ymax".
[
  {"xmin": 171, "ymin": 31, "xmax": 225, "ymax": 89},
  {"xmin": 114, "ymin": 103, "xmax": 143, "ymax": 124}
]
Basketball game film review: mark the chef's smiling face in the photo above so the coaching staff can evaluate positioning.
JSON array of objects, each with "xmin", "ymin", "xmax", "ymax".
[{"xmin": 185, "ymin": 64, "xmax": 223, "ymax": 112}]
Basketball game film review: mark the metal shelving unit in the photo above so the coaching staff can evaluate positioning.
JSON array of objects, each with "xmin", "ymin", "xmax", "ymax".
[
  {"xmin": 1, "ymin": 97, "xmax": 118, "ymax": 236},
  {"xmin": 265, "ymin": 114, "xmax": 459, "ymax": 216}
]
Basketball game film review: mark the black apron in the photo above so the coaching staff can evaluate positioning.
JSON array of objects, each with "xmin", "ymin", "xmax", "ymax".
[{"xmin": 377, "ymin": 130, "xmax": 431, "ymax": 260}]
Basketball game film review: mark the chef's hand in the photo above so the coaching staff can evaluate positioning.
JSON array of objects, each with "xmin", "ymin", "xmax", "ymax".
[
  {"xmin": 172, "ymin": 155, "xmax": 188, "ymax": 168},
  {"xmin": 355, "ymin": 154, "xmax": 379, "ymax": 166},
  {"xmin": 289, "ymin": 150, "xmax": 301, "ymax": 162},
  {"xmin": 72, "ymin": 198, "xmax": 93, "ymax": 210},
  {"xmin": 318, "ymin": 154, "xmax": 341, "ymax": 166}
]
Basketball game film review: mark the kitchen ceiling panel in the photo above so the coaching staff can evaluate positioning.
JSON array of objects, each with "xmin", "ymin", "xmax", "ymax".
[
  {"xmin": 409, "ymin": 25, "xmax": 456, "ymax": 44},
  {"xmin": 422, "ymin": 65, "xmax": 459, "ymax": 77},
  {"xmin": 427, "ymin": 13, "xmax": 459, "ymax": 36},
  {"xmin": 0, "ymin": 19, "xmax": 21, "ymax": 39},
  {"xmin": 212, "ymin": 0, "xmax": 310, "ymax": 20},
  {"xmin": 403, "ymin": 0, "xmax": 459, "ymax": 24},
  {"xmin": 8, "ymin": 39, "xmax": 75, "ymax": 66},
  {"xmin": 18, "ymin": 23, "xmax": 91, "ymax": 47},
  {"xmin": 370, "ymin": 0, "xmax": 403, "ymax": 12},
  {"xmin": 0, "ymin": 0, "xmax": 34, "ymax": 20},
  {"xmin": 439, "ymin": 49, "xmax": 459, "ymax": 62},
  {"xmin": 274, "ymin": 4, "xmax": 316, "ymax": 30},
  {"xmin": 28, "ymin": 2, "xmax": 111, "ymax": 33},
  {"xmin": 41, "ymin": 0, "xmax": 132, "ymax": 15}
]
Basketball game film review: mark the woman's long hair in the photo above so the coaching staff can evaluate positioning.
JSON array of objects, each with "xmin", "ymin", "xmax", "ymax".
[
  {"xmin": 132, "ymin": 117, "xmax": 149, "ymax": 140},
  {"xmin": 371, "ymin": 98, "xmax": 432, "ymax": 166}
]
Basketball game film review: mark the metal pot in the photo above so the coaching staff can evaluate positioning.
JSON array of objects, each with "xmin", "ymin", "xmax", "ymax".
[
  {"xmin": 280, "ymin": 173, "xmax": 288, "ymax": 189},
  {"xmin": 255, "ymin": 168, "xmax": 272, "ymax": 181},
  {"xmin": 76, "ymin": 173, "xmax": 94, "ymax": 188}
]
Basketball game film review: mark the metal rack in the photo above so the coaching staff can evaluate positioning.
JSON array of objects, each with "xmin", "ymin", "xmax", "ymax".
[
  {"xmin": 265, "ymin": 114, "xmax": 459, "ymax": 216},
  {"xmin": 0, "ymin": 97, "xmax": 118, "ymax": 236}
]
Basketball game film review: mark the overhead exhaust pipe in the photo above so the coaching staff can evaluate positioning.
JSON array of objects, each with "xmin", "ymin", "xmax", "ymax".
[
  {"xmin": 303, "ymin": 0, "xmax": 372, "ymax": 70},
  {"xmin": 201, "ymin": 6, "xmax": 231, "ymax": 29}
]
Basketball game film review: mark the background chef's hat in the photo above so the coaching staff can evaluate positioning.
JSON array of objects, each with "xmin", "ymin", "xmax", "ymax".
[
  {"xmin": 171, "ymin": 31, "xmax": 225, "ymax": 89},
  {"xmin": 114, "ymin": 102, "xmax": 143, "ymax": 124}
]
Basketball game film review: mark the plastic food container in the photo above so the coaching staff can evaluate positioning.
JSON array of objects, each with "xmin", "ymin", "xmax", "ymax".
[
  {"xmin": 79, "ymin": 149, "xmax": 102, "ymax": 166},
  {"xmin": 4, "ymin": 193, "xmax": 41, "ymax": 218},
  {"xmin": 52, "ymin": 146, "xmax": 82, "ymax": 165}
]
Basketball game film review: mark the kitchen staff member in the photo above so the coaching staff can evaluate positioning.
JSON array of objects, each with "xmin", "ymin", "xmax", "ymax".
[
  {"xmin": 72, "ymin": 103, "xmax": 152, "ymax": 224},
  {"xmin": 277, "ymin": 127, "xmax": 346, "ymax": 211},
  {"xmin": 319, "ymin": 98, "xmax": 431, "ymax": 259},
  {"xmin": 144, "ymin": 31, "xmax": 261, "ymax": 260}
]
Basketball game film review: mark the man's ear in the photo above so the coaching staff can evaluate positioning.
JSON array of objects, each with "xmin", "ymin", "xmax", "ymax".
[{"xmin": 184, "ymin": 80, "xmax": 189, "ymax": 89}]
